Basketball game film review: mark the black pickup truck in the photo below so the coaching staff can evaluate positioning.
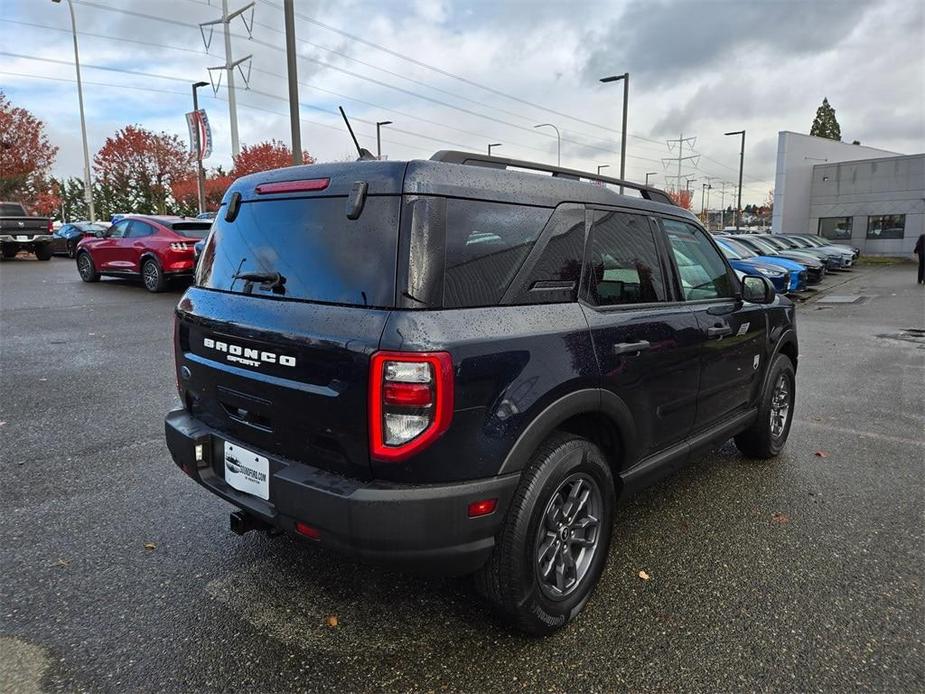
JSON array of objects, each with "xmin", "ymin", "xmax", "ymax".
[{"xmin": 0, "ymin": 201, "xmax": 54, "ymax": 260}]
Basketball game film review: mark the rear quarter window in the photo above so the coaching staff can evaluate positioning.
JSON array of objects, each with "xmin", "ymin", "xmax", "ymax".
[{"xmin": 443, "ymin": 199, "xmax": 552, "ymax": 308}]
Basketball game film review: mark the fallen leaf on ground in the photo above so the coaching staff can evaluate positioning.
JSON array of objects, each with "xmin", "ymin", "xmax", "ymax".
[
  {"xmin": 143, "ymin": 542, "xmax": 157, "ymax": 551},
  {"xmin": 638, "ymin": 570, "xmax": 651, "ymax": 581},
  {"xmin": 55, "ymin": 559, "xmax": 70, "ymax": 567},
  {"xmin": 0, "ymin": 421, "xmax": 6, "ymax": 426},
  {"xmin": 814, "ymin": 450, "xmax": 830, "ymax": 458},
  {"xmin": 771, "ymin": 512, "xmax": 790, "ymax": 525},
  {"xmin": 324, "ymin": 615, "xmax": 338, "ymax": 628}
]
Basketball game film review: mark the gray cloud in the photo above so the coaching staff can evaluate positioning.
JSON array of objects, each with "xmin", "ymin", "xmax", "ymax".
[{"xmin": 582, "ymin": 0, "xmax": 875, "ymax": 86}]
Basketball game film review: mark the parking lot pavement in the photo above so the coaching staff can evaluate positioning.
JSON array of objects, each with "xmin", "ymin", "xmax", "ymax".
[{"xmin": 1, "ymin": 256, "xmax": 923, "ymax": 693}]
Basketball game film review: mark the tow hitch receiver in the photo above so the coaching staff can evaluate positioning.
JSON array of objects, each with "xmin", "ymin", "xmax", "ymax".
[{"xmin": 229, "ymin": 510, "xmax": 269, "ymax": 535}]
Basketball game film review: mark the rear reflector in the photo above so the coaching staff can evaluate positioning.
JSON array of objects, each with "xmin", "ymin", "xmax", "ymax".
[
  {"xmin": 255, "ymin": 178, "xmax": 330, "ymax": 195},
  {"xmin": 383, "ymin": 382, "xmax": 432, "ymax": 407},
  {"xmin": 295, "ymin": 522, "xmax": 321, "ymax": 540},
  {"xmin": 467, "ymin": 499, "xmax": 497, "ymax": 518}
]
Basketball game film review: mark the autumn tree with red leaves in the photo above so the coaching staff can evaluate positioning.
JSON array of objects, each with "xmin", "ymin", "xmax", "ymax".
[
  {"xmin": 231, "ymin": 140, "xmax": 315, "ymax": 178},
  {"xmin": 0, "ymin": 91, "xmax": 60, "ymax": 214},
  {"xmin": 667, "ymin": 188, "xmax": 693, "ymax": 210},
  {"xmin": 94, "ymin": 125, "xmax": 192, "ymax": 214},
  {"xmin": 170, "ymin": 170, "xmax": 234, "ymax": 216}
]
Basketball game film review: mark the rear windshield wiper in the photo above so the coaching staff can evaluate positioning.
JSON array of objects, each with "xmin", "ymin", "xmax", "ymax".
[{"xmin": 232, "ymin": 271, "xmax": 287, "ymax": 295}]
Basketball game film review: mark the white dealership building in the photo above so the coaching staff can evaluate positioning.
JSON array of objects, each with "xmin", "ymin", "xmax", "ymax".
[{"xmin": 771, "ymin": 131, "xmax": 924, "ymax": 255}]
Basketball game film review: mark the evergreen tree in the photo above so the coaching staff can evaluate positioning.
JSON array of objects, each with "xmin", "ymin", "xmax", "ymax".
[{"xmin": 810, "ymin": 98, "xmax": 842, "ymax": 141}]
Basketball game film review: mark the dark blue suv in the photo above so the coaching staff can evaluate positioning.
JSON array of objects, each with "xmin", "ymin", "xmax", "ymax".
[{"xmin": 165, "ymin": 151, "xmax": 798, "ymax": 634}]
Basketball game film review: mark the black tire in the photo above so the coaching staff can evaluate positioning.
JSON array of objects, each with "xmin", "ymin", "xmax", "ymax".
[
  {"xmin": 475, "ymin": 432, "xmax": 615, "ymax": 635},
  {"xmin": 35, "ymin": 244, "xmax": 53, "ymax": 261},
  {"xmin": 76, "ymin": 252, "xmax": 100, "ymax": 282},
  {"xmin": 1, "ymin": 245, "xmax": 18, "ymax": 259},
  {"xmin": 141, "ymin": 258, "xmax": 166, "ymax": 293},
  {"xmin": 734, "ymin": 353, "xmax": 796, "ymax": 459},
  {"xmin": 67, "ymin": 240, "xmax": 77, "ymax": 258}
]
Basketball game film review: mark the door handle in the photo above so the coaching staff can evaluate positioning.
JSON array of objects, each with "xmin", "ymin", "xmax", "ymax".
[
  {"xmin": 613, "ymin": 340, "xmax": 651, "ymax": 356},
  {"xmin": 707, "ymin": 326, "xmax": 733, "ymax": 338}
]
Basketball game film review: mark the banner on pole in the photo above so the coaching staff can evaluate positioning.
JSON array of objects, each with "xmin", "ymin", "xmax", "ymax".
[{"xmin": 185, "ymin": 109, "xmax": 212, "ymax": 161}]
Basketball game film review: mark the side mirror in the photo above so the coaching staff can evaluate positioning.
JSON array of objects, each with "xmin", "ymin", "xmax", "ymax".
[{"xmin": 741, "ymin": 275, "xmax": 776, "ymax": 304}]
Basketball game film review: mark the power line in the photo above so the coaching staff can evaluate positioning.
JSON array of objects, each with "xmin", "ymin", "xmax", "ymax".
[{"xmin": 68, "ymin": 0, "xmax": 764, "ymax": 182}]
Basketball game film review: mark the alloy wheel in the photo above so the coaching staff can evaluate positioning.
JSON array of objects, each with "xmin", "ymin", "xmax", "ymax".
[
  {"xmin": 769, "ymin": 374, "xmax": 791, "ymax": 439},
  {"xmin": 143, "ymin": 262, "xmax": 159, "ymax": 291},
  {"xmin": 78, "ymin": 254, "xmax": 92, "ymax": 279},
  {"xmin": 534, "ymin": 472, "xmax": 602, "ymax": 600}
]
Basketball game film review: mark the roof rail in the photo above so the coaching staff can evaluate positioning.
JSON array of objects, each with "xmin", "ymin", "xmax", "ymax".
[{"xmin": 429, "ymin": 150, "xmax": 675, "ymax": 206}]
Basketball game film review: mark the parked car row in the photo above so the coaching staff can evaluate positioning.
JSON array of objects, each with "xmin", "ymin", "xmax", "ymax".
[{"xmin": 713, "ymin": 232, "xmax": 859, "ymax": 295}]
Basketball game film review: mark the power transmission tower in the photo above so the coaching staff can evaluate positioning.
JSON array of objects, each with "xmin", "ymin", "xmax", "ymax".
[
  {"xmin": 200, "ymin": 0, "xmax": 255, "ymax": 158},
  {"xmin": 662, "ymin": 133, "xmax": 700, "ymax": 192},
  {"xmin": 717, "ymin": 181, "xmax": 733, "ymax": 229}
]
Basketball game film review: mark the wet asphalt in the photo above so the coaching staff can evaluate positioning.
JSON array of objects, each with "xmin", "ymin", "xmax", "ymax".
[{"xmin": 1, "ymin": 256, "xmax": 923, "ymax": 693}]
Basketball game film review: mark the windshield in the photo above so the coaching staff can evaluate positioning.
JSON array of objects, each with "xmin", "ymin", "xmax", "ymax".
[
  {"xmin": 719, "ymin": 238, "xmax": 757, "ymax": 258},
  {"xmin": 738, "ymin": 237, "xmax": 778, "ymax": 255},
  {"xmin": 715, "ymin": 239, "xmax": 743, "ymax": 259},
  {"xmin": 196, "ymin": 195, "xmax": 399, "ymax": 307},
  {"xmin": 757, "ymin": 236, "xmax": 787, "ymax": 250},
  {"xmin": 76, "ymin": 223, "xmax": 107, "ymax": 232}
]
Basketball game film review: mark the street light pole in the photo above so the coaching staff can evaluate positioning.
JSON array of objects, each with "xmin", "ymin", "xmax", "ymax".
[
  {"xmin": 724, "ymin": 129, "xmax": 746, "ymax": 231},
  {"xmin": 599, "ymin": 72, "xmax": 629, "ymax": 192},
  {"xmin": 53, "ymin": 0, "xmax": 94, "ymax": 222},
  {"xmin": 534, "ymin": 123, "xmax": 560, "ymax": 166},
  {"xmin": 488, "ymin": 143, "xmax": 502, "ymax": 156},
  {"xmin": 376, "ymin": 121, "xmax": 393, "ymax": 160},
  {"xmin": 283, "ymin": 0, "xmax": 302, "ymax": 165},
  {"xmin": 645, "ymin": 172, "xmax": 657, "ymax": 186},
  {"xmin": 192, "ymin": 82, "xmax": 208, "ymax": 214}
]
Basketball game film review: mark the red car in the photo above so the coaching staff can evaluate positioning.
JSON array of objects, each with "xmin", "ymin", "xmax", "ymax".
[{"xmin": 75, "ymin": 216, "xmax": 212, "ymax": 292}]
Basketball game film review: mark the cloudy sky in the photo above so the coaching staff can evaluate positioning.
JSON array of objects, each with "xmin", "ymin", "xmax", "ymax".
[{"xmin": 1, "ymin": 0, "xmax": 922, "ymax": 206}]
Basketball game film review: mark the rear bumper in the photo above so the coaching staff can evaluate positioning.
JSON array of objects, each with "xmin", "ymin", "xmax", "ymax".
[
  {"xmin": 0, "ymin": 234, "xmax": 52, "ymax": 243},
  {"xmin": 164, "ymin": 408, "xmax": 518, "ymax": 575}
]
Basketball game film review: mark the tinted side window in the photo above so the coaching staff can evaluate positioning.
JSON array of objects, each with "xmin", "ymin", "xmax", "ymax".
[
  {"xmin": 108, "ymin": 220, "xmax": 131, "ymax": 239},
  {"xmin": 126, "ymin": 221, "xmax": 154, "ymax": 238},
  {"xmin": 443, "ymin": 199, "xmax": 552, "ymax": 308},
  {"xmin": 584, "ymin": 211, "xmax": 666, "ymax": 306},
  {"xmin": 661, "ymin": 219, "xmax": 734, "ymax": 301},
  {"xmin": 507, "ymin": 204, "xmax": 585, "ymax": 305}
]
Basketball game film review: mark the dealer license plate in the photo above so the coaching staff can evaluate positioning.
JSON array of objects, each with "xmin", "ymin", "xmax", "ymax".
[{"xmin": 223, "ymin": 441, "xmax": 270, "ymax": 500}]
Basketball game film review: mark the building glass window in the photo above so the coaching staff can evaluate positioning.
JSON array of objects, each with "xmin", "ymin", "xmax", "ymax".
[
  {"xmin": 818, "ymin": 217, "xmax": 852, "ymax": 240},
  {"xmin": 866, "ymin": 214, "xmax": 905, "ymax": 240}
]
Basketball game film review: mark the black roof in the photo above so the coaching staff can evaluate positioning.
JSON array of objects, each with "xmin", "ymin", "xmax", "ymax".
[{"xmin": 224, "ymin": 152, "xmax": 698, "ymax": 223}]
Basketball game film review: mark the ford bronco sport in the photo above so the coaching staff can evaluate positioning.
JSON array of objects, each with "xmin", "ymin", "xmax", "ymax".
[{"xmin": 165, "ymin": 151, "xmax": 797, "ymax": 634}]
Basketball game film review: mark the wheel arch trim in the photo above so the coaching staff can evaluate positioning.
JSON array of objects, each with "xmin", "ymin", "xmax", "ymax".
[{"xmin": 496, "ymin": 388, "xmax": 638, "ymax": 475}]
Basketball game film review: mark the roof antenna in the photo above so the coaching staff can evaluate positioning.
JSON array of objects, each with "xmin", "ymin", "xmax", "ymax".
[{"xmin": 339, "ymin": 106, "xmax": 377, "ymax": 161}]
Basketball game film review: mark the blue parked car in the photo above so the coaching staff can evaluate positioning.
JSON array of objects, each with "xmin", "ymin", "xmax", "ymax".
[{"xmin": 716, "ymin": 237, "xmax": 807, "ymax": 292}]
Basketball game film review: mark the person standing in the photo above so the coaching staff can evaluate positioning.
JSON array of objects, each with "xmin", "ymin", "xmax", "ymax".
[{"xmin": 916, "ymin": 233, "xmax": 925, "ymax": 284}]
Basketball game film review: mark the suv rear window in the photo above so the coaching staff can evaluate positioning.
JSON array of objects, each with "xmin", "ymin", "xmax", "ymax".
[{"xmin": 196, "ymin": 196, "xmax": 400, "ymax": 307}]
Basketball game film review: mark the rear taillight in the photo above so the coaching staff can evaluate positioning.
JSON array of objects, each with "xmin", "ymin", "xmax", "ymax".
[
  {"xmin": 47, "ymin": 219, "xmax": 53, "ymax": 232},
  {"xmin": 369, "ymin": 351, "xmax": 453, "ymax": 462},
  {"xmin": 170, "ymin": 242, "xmax": 191, "ymax": 251}
]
